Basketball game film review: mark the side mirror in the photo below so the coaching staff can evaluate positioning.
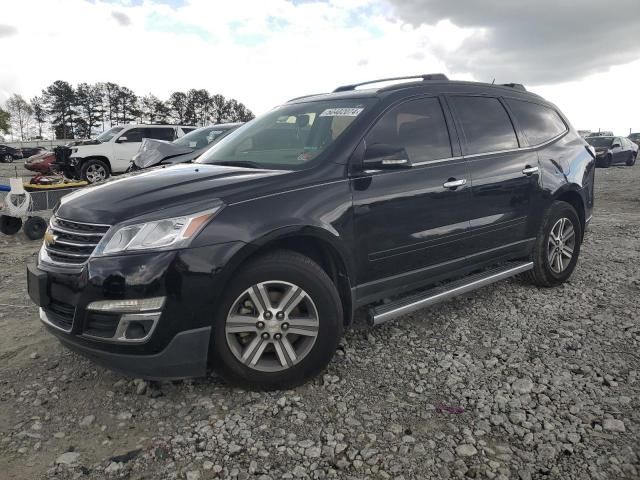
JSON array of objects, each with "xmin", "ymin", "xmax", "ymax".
[
  {"xmin": 362, "ymin": 143, "xmax": 411, "ymax": 169},
  {"xmin": 117, "ymin": 136, "xmax": 128, "ymax": 143},
  {"xmin": 612, "ymin": 143, "xmax": 621, "ymax": 149}
]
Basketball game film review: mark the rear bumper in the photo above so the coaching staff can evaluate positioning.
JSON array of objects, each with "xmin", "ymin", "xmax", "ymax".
[{"xmin": 52, "ymin": 320, "xmax": 211, "ymax": 380}]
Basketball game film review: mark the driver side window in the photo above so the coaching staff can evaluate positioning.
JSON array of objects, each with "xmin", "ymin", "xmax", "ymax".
[
  {"xmin": 365, "ymin": 97, "xmax": 452, "ymax": 163},
  {"xmin": 119, "ymin": 128, "xmax": 144, "ymax": 143}
]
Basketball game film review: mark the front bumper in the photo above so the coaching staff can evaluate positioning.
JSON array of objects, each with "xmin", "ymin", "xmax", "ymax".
[{"xmin": 27, "ymin": 241, "xmax": 245, "ymax": 379}]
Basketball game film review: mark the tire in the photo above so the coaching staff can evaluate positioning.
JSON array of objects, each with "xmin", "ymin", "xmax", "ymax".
[
  {"xmin": 23, "ymin": 216, "xmax": 47, "ymax": 240},
  {"xmin": 210, "ymin": 250, "xmax": 343, "ymax": 391},
  {"xmin": 3, "ymin": 154, "xmax": 14, "ymax": 163},
  {"xmin": 0, "ymin": 215, "xmax": 23, "ymax": 235},
  {"xmin": 523, "ymin": 201, "xmax": 582, "ymax": 287},
  {"xmin": 626, "ymin": 152, "xmax": 636, "ymax": 166},
  {"xmin": 80, "ymin": 159, "xmax": 110, "ymax": 183}
]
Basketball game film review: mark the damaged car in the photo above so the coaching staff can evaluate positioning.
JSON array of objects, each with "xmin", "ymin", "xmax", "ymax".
[{"xmin": 129, "ymin": 123, "xmax": 243, "ymax": 171}]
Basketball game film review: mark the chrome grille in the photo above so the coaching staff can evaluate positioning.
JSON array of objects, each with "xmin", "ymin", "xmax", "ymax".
[{"xmin": 45, "ymin": 216, "xmax": 110, "ymax": 265}]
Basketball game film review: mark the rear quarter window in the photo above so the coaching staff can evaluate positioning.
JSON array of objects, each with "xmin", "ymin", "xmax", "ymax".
[{"xmin": 505, "ymin": 99, "xmax": 567, "ymax": 146}]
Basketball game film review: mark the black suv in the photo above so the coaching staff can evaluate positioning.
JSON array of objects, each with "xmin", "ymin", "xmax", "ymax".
[{"xmin": 27, "ymin": 75, "xmax": 595, "ymax": 390}]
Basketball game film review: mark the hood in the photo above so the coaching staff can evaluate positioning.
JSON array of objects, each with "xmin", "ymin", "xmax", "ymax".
[
  {"xmin": 56, "ymin": 163, "xmax": 288, "ymax": 224},
  {"xmin": 26, "ymin": 151, "xmax": 55, "ymax": 163},
  {"xmin": 133, "ymin": 139, "xmax": 195, "ymax": 169}
]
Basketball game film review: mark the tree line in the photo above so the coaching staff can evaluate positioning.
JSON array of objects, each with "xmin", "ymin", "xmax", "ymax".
[{"xmin": 0, "ymin": 80, "xmax": 255, "ymax": 141}]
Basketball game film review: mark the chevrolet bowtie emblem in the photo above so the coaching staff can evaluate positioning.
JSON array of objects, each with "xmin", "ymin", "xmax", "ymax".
[{"xmin": 44, "ymin": 230, "xmax": 57, "ymax": 246}]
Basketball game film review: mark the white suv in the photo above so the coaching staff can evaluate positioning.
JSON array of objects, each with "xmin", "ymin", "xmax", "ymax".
[{"xmin": 69, "ymin": 124, "xmax": 196, "ymax": 183}]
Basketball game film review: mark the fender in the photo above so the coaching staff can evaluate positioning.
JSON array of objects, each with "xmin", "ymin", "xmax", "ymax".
[{"xmin": 218, "ymin": 224, "xmax": 356, "ymax": 286}]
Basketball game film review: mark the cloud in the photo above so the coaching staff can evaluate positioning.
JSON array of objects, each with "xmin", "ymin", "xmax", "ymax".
[
  {"xmin": 0, "ymin": 24, "xmax": 18, "ymax": 38},
  {"xmin": 111, "ymin": 11, "xmax": 131, "ymax": 26},
  {"xmin": 386, "ymin": 0, "xmax": 640, "ymax": 85}
]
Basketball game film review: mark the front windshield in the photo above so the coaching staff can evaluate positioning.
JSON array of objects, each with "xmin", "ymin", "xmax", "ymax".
[
  {"xmin": 174, "ymin": 126, "xmax": 233, "ymax": 150},
  {"xmin": 96, "ymin": 126, "xmax": 124, "ymax": 143},
  {"xmin": 197, "ymin": 98, "xmax": 374, "ymax": 169},
  {"xmin": 586, "ymin": 137, "xmax": 613, "ymax": 147}
]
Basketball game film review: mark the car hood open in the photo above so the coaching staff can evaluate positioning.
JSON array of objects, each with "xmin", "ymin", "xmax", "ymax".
[
  {"xmin": 133, "ymin": 139, "xmax": 195, "ymax": 169},
  {"xmin": 56, "ymin": 163, "xmax": 288, "ymax": 225}
]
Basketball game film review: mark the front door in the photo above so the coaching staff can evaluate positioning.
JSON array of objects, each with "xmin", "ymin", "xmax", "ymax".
[{"xmin": 351, "ymin": 96, "xmax": 474, "ymax": 301}]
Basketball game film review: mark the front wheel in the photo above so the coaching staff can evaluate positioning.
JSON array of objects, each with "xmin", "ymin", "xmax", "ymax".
[
  {"xmin": 80, "ymin": 159, "xmax": 110, "ymax": 183},
  {"xmin": 3, "ymin": 154, "xmax": 14, "ymax": 163},
  {"xmin": 523, "ymin": 201, "xmax": 582, "ymax": 287},
  {"xmin": 210, "ymin": 250, "xmax": 343, "ymax": 390}
]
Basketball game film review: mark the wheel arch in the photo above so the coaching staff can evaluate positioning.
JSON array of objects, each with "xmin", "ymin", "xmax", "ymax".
[
  {"xmin": 220, "ymin": 227, "xmax": 355, "ymax": 327},
  {"xmin": 553, "ymin": 186, "xmax": 585, "ymax": 240},
  {"xmin": 82, "ymin": 156, "xmax": 112, "ymax": 173}
]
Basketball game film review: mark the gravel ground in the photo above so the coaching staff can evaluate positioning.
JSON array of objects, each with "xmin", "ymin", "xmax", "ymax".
[{"xmin": 0, "ymin": 160, "xmax": 638, "ymax": 480}]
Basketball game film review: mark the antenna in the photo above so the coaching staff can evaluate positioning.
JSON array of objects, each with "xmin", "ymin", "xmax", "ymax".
[{"xmin": 491, "ymin": 78, "xmax": 495, "ymax": 85}]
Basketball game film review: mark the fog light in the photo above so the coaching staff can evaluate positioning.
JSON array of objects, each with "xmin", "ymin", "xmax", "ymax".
[
  {"xmin": 124, "ymin": 320, "xmax": 154, "ymax": 340},
  {"xmin": 113, "ymin": 313, "xmax": 160, "ymax": 343},
  {"xmin": 87, "ymin": 297, "xmax": 165, "ymax": 313}
]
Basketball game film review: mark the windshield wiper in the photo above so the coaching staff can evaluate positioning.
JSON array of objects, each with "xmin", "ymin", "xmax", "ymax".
[{"xmin": 211, "ymin": 160, "xmax": 262, "ymax": 169}]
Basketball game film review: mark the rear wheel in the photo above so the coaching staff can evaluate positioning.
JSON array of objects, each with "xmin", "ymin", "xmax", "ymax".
[
  {"xmin": 0, "ymin": 215, "xmax": 23, "ymax": 235},
  {"xmin": 210, "ymin": 250, "xmax": 343, "ymax": 390},
  {"xmin": 523, "ymin": 201, "xmax": 581, "ymax": 287},
  {"xmin": 3, "ymin": 154, "xmax": 14, "ymax": 163},
  {"xmin": 80, "ymin": 159, "xmax": 110, "ymax": 183}
]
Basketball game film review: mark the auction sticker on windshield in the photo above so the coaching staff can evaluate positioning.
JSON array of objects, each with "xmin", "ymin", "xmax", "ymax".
[{"xmin": 319, "ymin": 107, "xmax": 364, "ymax": 117}]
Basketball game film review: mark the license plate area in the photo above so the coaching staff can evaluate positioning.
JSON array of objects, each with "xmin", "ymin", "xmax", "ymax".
[{"xmin": 27, "ymin": 264, "xmax": 50, "ymax": 307}]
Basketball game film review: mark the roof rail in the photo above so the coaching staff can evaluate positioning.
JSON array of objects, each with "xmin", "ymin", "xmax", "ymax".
[
  {"xmin": 333, "ymin": 74, "xmax": 449, "ymax": 93},
  {"xmin": 500, "ymin": 83, "xmax": 527, "ymax": 92}
]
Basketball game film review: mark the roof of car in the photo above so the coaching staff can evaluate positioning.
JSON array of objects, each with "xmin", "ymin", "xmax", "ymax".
[{"xmin": 287, "ymin": 75, "xmax": 543, "ymax": 104}]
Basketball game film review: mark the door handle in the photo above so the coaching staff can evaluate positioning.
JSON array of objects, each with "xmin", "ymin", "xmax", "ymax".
[
  {"xmin": 442, "ymin": 178, "xmax": 467, "ymax": 189},
  {"xmin": 522, "ymin": 166, "xmax": 539, "ymax": 175}
]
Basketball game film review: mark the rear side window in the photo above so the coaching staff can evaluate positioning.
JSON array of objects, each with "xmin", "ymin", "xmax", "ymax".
[
  {"xmin": 146, "ymin": 127, "xmax": 176, "ymax": 141},
  {"xmin": 365, "ymin": 97, "xmax": 452, "ymax": 163},
  {"xmin": 449, "ymin": 96, "xmax": 518, "ymax": 155},
  {"xmin": 506, "ymin": 99, "xmax": 567, "ymax": 145}
]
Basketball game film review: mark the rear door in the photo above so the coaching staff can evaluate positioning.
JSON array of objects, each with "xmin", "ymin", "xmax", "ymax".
[
  {"xmin": 351, "ymin": 96, "xmax": 474, "ymax": 299},
  {"xmin": 447, "ymin": 95, "xmax": 542, "ymax": 260}
]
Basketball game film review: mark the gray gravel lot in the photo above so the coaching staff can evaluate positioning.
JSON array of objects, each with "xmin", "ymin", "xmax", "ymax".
[{"xmin": 0, "ymin": 160, "xmax": 638, "ymax": 479}]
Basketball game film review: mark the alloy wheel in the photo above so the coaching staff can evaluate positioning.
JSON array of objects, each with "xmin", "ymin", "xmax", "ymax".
[
  {"xmin": 4, "ymin": 154, "xmax": 13, "ymax": 163},
  {"xmin": 86, "ymin": 164, "xmax": 107, "ymax": 183},
  {"xmin": 225, "ymin": 281, "xmax": 319, "ymax": 372},
  {"xmin": 547, "ymin": 217, "xmax": 576, "ymax": 273}
]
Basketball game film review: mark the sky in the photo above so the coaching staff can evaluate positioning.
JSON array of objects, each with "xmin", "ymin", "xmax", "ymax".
[{"xmin": 1, "ymin": 0, "xmax": 639, "ymax": 135}]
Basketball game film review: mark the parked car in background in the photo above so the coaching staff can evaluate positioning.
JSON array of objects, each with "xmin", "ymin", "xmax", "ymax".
[
  {"xmin": 587, "ymin": 131, "xmax": 614, "ymax": 137},
  {"xmin": 129, "ymin": 123, "xmax": 243, "ymax": 171},
  {"xmin": 586, "ymin": 135, "xmax": 637, "ymax": 167},
  {"xmin": 628, "ymin": 132, "xmax": 640, "ymax": 146},
  {"xmin": 24, "ymin": 150, "xmax": 57, "ymax": 174},
  {"xmin": 0, "ymin": 144, "xmax": 23, "ymax": 162},
  {"xmin": 63, "ymin": 125, "xmax": 197, "ymax": 183},
  {"xmin": 20, "ymin": 146, "xmax": 48, "ymax": 158},
  {"xmin": 28, "ymin": 74, "xmax": 595, "ymax": 389}
]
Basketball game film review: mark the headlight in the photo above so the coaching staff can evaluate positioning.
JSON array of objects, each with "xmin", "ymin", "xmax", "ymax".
[{"xmin": 94, "ymin": 206, "xmax": 222, "ymax": 256}]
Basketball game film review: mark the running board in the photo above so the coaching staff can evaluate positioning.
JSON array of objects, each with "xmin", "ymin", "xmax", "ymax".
[{"xmin": 367, "ymin": 261, "xmax": 533, "ymax": 326}]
